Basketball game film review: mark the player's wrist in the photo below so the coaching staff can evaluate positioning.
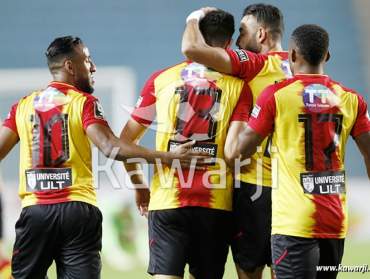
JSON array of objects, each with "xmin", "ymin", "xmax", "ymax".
[
  {"xmin": 186, "ymin": 10, "xmax": 205, "ymax": 24},
  {"xmin": 161, "ymin": 151, "xmax": 172, "ymax": 165}
]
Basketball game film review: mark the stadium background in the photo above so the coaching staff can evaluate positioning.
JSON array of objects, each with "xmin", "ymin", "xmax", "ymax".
[{"xmin": 0, "ymin": 0, "xmax": 369, "ymax": 278}]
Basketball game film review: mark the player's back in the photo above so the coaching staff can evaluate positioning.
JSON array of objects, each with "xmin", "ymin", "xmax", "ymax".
[
  {"xmin": 6, "ymin": 82, "xmax": 106, "ymax": 208},
  {"xmin": 133, "ymin": 61, "xmax": 248, "ymax": 211},
  {"xmin": 258, "ymin": 74, "xmax": 368, "ymax": 238}
]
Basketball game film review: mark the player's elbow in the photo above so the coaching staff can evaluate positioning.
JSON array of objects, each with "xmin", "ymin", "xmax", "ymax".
[
  {"xmin": 182, "ymin": 43, "xmax": 200, "ymax": 60},
  {"xmin": 99, "ymin": 138, "xmax": 122, "ymax": 160},
  {"xmin": 224, "ymin": 149, "xmax": 240, "ymax": 168}
]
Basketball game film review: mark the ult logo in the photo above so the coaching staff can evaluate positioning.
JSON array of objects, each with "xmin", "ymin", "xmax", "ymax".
[{"xmin": 303, "ymin": 84, "xmax": 339, "ymax": 113}]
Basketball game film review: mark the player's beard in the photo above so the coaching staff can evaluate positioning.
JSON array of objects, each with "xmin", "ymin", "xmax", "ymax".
[
  {"xmin": 75, "ymin": 76, "xmax": 94, "ymax": 94},
  {"xmin": 244, "ymin": 36, "xmax": 261, "ymax": 54}
]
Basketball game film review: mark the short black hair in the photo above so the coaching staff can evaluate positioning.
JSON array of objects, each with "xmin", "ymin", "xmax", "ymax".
[
  {"xmin": 243, "ymin": 3, "xmax": 284, "ymax": 41},
  {"xmin": 199, "ymin": 10, "xmax": 234, "ymax": 47},
  {"xmin": 291, "ymin": 24, "xmax": 329, "ymax": 66},
  {"xmin": 45, "ymin": 36, "xmax": 83, "ymax": 71}
]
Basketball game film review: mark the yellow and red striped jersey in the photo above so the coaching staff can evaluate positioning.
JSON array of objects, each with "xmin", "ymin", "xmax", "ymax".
[
  {"xmin": 227, "ymin": 49, "xmax": 291, "ymax": 186},
  {"xmin": 3, "ymin": 82, "xmax": 109, "ymax": 208},
  {"xmin": 248, "ymin": 74, "xmax": 370, "ymax": 238},
  {"xmin": 132, "ymin": 61, "xmax": 251, "ymax": 211}
]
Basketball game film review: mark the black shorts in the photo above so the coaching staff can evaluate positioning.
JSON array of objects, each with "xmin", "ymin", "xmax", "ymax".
[
  {"xmin": 272, "ymin": 234, "xmax": 344, "ymax": 279},
  {"xmin": 231, "ymin": 182, "xmax": 272, "ymax": 272},
  {"xmin": 148, "ymin": 207, "xmax": 232, "ymax": 279},
  {"xmin": 12, "ymin": 201, "xmax": 102, "ymax": 279}
]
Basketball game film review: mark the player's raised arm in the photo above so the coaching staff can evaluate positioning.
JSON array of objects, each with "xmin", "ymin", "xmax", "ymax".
[{"xmin": 182, "ymin": 8, "xmax": 233, "ymax": 74}]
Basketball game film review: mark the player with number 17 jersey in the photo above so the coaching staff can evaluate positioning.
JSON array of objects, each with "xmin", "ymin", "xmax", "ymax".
[{"xmin": 248, "ymin": 74, "xmax": 370, "ymax": 238}]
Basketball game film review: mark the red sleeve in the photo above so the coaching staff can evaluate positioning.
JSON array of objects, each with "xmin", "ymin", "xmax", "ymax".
[
  {"xmin": 247, "ymin": 84, "xmax": 277, "ymax": 137},
  {"xmin": 226, "ymin": 48, "xmax": 268, "ymax": 82},
  {"xmin": 131, "ymin": 71, "xmax": 161, "ymax": 126},
  {"xmin": 82, "ymin": 96, "xmax": 110, "ymax": 130},
  {"xmin": 230, "ymin": 83, "xmax": 253, "ymax": 122},
  {"xmin": 2, "ymin": 102, "xmax": 18, "ymax": 135},
  {"xmin": 351, "ymin": 94, "xmax": 370, "ymax": 138}
]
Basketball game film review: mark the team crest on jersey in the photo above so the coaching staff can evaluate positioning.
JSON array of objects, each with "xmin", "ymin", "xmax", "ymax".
[
  {"xmin": 26, "ymin": 171, "xmax": 37, "ymax": 190},
  {"xmin": 251, "ymin": 105, "xmax": 261, "ymax": 118},
  {"xmin": 94, "ymin": 101, "xmax": 105, "ymax": 119},
  {"xmin": 301, "ymin": 174, "xmax": 315, "ymax": 193},
  {"xmin": 302, "ymin": 84, "xmax": 340, "ymax": 113},
  {"xmin": 234, "ymin": 49, "xmax": 249, "ymax": 62}
]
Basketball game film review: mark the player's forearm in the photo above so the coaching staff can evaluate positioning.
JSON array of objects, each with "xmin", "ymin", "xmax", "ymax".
[
  {"xmin": 123, "ymin": 162, "xmax": 148, "ymax": 189},
  {"xmin": 182, "ymin": 20, "xmax": 208, "ymax": 61},
  {"xmin": 224, "ymin": 139, "xmax": 241, "ymax": 167},
  {"xmin": 100, "ymin": 135, "xmax": 170, "ymax": 164},
  {"xmin": 238, "ymin": 127, "xmax": 264, "ymax": 159}
]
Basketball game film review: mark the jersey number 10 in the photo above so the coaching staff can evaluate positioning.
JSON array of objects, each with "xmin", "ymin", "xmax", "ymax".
[{"xmin": 30, "ymin": 113, "xmax": 70, "ymax": 167}]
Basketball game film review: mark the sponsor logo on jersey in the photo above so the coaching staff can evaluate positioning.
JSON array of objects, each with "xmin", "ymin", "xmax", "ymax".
[
  {"xmin": 34, "ymin": 87, "xmax": 70, "ymax": 112},
  {"xmin": 94, "ymin": 101, "xmax": 105, "ymax": 119},
  {"xmin": 302, "ymin": 84, "xmax": 340, "ymax": 112},
  {"xmin": 251, "ymin": 105, "xmax": 261, "ymax": 118},
  {"xmin": 25, "ymin": 168, "xmax": 72, "ymax": 191},
  {"xmin": 300, "ymin": 170, "xmax": 346, "ymax": 195},
  {"xmin": 234, "ymin": 49, "xmax": 249, "ymax": 62},
  {"xmin": 168, "ymin": 140, "xmax": 218, "ymax": 165}
]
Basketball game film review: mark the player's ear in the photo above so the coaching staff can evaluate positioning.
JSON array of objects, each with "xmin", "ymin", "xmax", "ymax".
[
  {"xmin": 64, "ymin": 59, "xmax": 74, "ymax": 75},
  {"xmin": 258, "ymin": 27, "xmax": 267, "ymax": 43},
  {"xmin": 325, "ymin": 51, "xmax": 330, "ymax": 62},
  {"xmin": 291, "ymin": 49, "xmax": 297, "ymax": 63},
  {"xmin": 225, "ymin": 38, "xmax": 233, "ymax": 49}
]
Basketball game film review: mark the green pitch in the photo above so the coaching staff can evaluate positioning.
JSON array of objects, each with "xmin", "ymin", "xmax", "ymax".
[{"xmin": 47, "ymin": 241, "xmax": 370, "ymax": 278}]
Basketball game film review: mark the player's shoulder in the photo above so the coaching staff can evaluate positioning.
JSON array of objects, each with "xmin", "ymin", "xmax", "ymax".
[
  {"xmin": 17, "ymin": 89, "xmax": 44, "ymax": 105},
  {"xmin": 227, "ymin": 48, "xmax": 268, "ymax": 61},
  {"xmin": 268, "ymin": 51, "xmax": 289, "ymax": 61},
  {"xmin": 263, "ymin": 76, "xmax": 299, "ymax": 95},
  {"xmin": 148, "ymin": 61, "xmax": 188, "ymax": 81},
  {"xmin": 329, "ymin": 78, "xmax": 361, "ymax": 96}
]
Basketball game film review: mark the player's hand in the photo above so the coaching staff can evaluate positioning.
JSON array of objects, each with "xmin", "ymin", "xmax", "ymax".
[
  {"xmin": 167, "ymin": 140, "xmax": 212, "ymax": 169},
  {"xmin": 186, "ymin": 7, "xmax": 218, "ymax": 24},
  {"xmin": 200, "ymin": 7, "xmax": 218, "ymax": 15},
  {"xmin": 135, "ymin": 188, "xmax": 150, "ymax": 218}
]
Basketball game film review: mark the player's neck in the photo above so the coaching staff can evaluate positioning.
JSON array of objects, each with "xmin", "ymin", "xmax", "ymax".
[
  {"xmin": 294, "ymin": 64, "xmax": 325, "ymax": 75},
  {"xmin": 52, "ymin": 73, "xmax": 74, "ymax": 86},
  {"xmin": 261, "ymin": 41, "xmax": 283, "ymax": 54}
]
